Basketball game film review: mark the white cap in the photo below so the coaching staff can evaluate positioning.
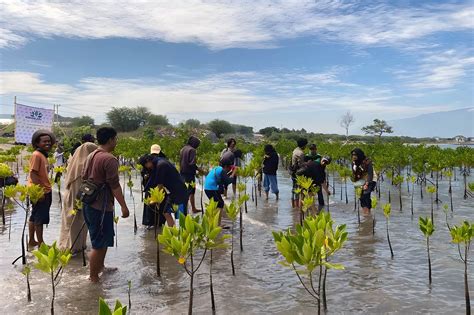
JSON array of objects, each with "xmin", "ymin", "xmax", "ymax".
[{"xmin": 150, "ymin": 144, "xmax": 161, "ymax": 154}]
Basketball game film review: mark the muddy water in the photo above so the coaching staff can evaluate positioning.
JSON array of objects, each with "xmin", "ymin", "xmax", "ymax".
[{"xmin": 0, "ymin": 170, "xmax": 472, "ymax": 314}]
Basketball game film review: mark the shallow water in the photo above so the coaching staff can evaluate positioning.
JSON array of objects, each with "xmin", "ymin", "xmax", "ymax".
[{"xmin": 0, "ymin": 170, "xmax": 472, "ymax": 314}]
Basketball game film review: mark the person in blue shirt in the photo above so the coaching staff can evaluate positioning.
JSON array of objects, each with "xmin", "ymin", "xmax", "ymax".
[{"xmin": 204, "ymin": 160, "xmax": 236, "ymax": 225}]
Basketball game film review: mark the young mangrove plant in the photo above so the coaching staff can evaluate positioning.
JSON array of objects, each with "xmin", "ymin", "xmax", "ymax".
[
  {"xmin": 445, "ymin": 169, "xmax": 454, "ymax": 212},
  {"xmin": 158, "ymin": 210, "xmax": 227, "ymax": 315},
  {"xmin": 273, "ymin": 212, "xmax": 348, "ymax": 314},
  {"xmin": 355, "ymin": 187, "xmax": 362, "ymax": 225},
  {"xmin": 144, "ymin": 187, "xmax": 166, "ymax": 277},
  {"xmin": 0, "ymin": 162, "xmax": 14, "ymax": 225},
  {"xmin": 126, "ymin": 176, "xmax": 138, "ymax": 234},
  {"xmin": 371, "ymin": 197, "xmax": 378, "ymax": 235},
  {"xmin": 238, "ymin": 188, "xmax": 250, "ymax": 252},
  {"xmin": 409, "ymin": 176, "xmax": 416, "ymax": 216},
  {"xmin": 392, "ymin": 174, "xmax": 404, "ymax": 212},
  {"xmin": 383, "ymin": 203, "xmax": 394, "ymax": 259},
  {"xmin": 113, "ymin": 216, "xmax": 119, "ymax": 247},
  {"xmin": 6, "ymin": 184, "xmax": 45, "ymax": 265},
  {"xmin": 53, "ymin": 166, "xmax": 65, "ymax": 208},
  {"xmin": 98, "ymin": 298, "xmax": 128, "ymax": 315},
  {"xmin": 32, "ymin": 241, "xmax": 72, "ymax": 315},
  {"xmin": 22, "ymin": 265, "xmax": 32, "ymax": 302},
  {"xmin": 202, "ymin": 199, "xmax": 228, "ymax": 313},
  {"xmin": 225, "ymin": 200, "xmax": 240, "ymax": 276},
  {"xmin": 449, "ymin": 221, "xmax": 472, "ymax": 315},
  {"xmin": 296, "ymin": 175, "xmax": 315, "ymax": 222},
  {"xmin": 419, "ymin": 216, "xmax": 435, "ymax": 285},
  {"xmin": 427, "ymin": 186, "xmax": 437, "ymax": 223}
]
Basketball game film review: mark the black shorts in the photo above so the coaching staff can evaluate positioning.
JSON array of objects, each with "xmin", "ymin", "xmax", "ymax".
[
  {"xmin": 360, "ymin": 181, "xmax": 376, "ymax": 209},
  {"xmin": 83, "ymin": 204, "xmax": 114, "ymax": 249},
  {"xmin": 29, "ymin": 192, "xmax": 52, "ymax": 225},
  {"xmin": 205, "ymin": 190, "xmax": 225, "ymax": 208},
  {"xmin": 181, "ymin": 173, "xmax": 196, "ymax": 194}
]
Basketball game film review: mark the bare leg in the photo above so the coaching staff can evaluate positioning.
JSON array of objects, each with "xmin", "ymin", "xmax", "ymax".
[
  {"xmin": 265, "ymin": 191, "xmax": 269, "ymax": 200},
  {"xmin": 35, "ymin": 224, "xmax": 44, "ymax": 245},
  {"xmin": 275, "ymin": 192, "xmax": 279, "ymax": 201},
  {"xmin": 28, "ymin": 222, "xmax": 38, "ymax": 247},
  {"xmin": 164, "ymin": 213, "xmax": 175, "ymax": 227},
  {"xmin": 362, "ymin": 207, "xmax": 371, "ymax": 216},
  {"xmin": 189, "ymin": 193, "xmax": 199, "ymax": 212},
  {"xmin": 232, "ymin": 183, "xmax": 237, "ymax": 197},
  {"xmin": 89, "ymin": 248, "xmax": 107, "ymax": 282}
]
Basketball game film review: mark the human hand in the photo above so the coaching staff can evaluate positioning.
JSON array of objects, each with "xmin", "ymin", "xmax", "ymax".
[{"xmin": 121, "ymin": 206, "xmax": 130, "ymax": 218}]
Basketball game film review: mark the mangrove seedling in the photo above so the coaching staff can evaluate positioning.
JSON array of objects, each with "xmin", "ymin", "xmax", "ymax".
[
  {"xmin": 371, "ymin": 197, "xmax": 378, "ymax": 235},
  {"xmin": 98, "ymin": 298, "xmax": 128, "ymax": 315},
  {"xmin": 126, "ymin": 177, "xmax": 138, "ymax": 234},
  {"xmin": 202, "ymin": 199, "xmax": 228, "ymax": 313},
  {"xmin": 114, "ymin": 216, "xmax": 119, "ymax": 247},
  {"xmin": 383, "ymin": 203, "xmax": 394, "ymax": 259},
  {"xmin": 449, "ymin": 221, "xmax": 472, "ymax": 315},
  {"xmin": 409, "ymin": 176, "xmax": 416, "ymax": 215},
  {"xmin": 0, "ymin": 162, "xmax": 14, "ymax": 225},
  {"xmin": 355, "ymin": 187, "xmax": 362, "ymax": 225},
  {"xmin": 427, "ymin": 186, "xmax": 437, "ymax": 223},
  {"xmin": 127, "ymin": 280, "xmax": 132, "ymax": 312},
  {"xmin": 22, "ymin": 265, "xmax": 32, "ymax": 302},
  {"xmin": 53, "ymin": 165, "xmax": 65, "ymax": 208},
  {"xmin": 225, "ymin": 200, "xmax": 240, "ymax": 275},
  {"xmin": 158, "ymin": 215, "xmax": 208, "ymax": 315},
  {"xmin": 144, "ymin": 186, "xmax": 166, "ymax": 277},
  {"xmin": 6, "ymin": 184, "xmax": 45, "ymax": 265},
  {"xmin": 273, "ymin": 212, "xmax": 348, "ymax": 315},
  {"xmin": 32, "ymin": 241, "xmax": 72, "ymax": 315},
  {"xmin": 392, "ymin": 175, "xmax": 404, "ymax": 212},
  {"xmin": 419, "ymin": 216, "xmax": 435, "ymax": 285}
]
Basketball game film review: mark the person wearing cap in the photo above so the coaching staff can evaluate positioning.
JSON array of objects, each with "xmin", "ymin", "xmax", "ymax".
[
  {"xmin": 306, "ymin": 144, "xmax": 321, "ymax": 164},
  {"xmin": 204, "ymin": 160, "xmax": 236, "ymax": 226},
  {"xmin": 351, "ymin": 148, "xmax": 376, "ymax": 216},
  {"xmin": 28, "ymin": 129, "xmax": 56, "ymax": 249},
  {"xmin": 290, "ymin": 138, "xmax": 308, "ymax": 208},
  {"xmin": 179, "ymin": 136, "xmax": 202, "ymax": 213},
  {"xmin": 296, "ymin": 155, "xmax": 332, "ymax": 213}
]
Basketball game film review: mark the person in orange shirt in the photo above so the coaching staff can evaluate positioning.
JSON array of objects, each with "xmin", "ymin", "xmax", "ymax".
[{"xmin": 28, "ymin": 129, "xmax": 55, "ymax": 248}]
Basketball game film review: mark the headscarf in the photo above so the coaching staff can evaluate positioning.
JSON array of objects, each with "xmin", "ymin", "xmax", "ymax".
[
  {"xmin": 351, "ymin": 148, "xmax": 366, "ymax": 166},
  {"xmin": 64, "ymin": 142, "xmax": 98, "ymax": 189}
]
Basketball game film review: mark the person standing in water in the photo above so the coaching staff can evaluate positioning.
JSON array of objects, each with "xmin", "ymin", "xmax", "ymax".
[
  {"xmin": 179, "ymin": 136, "xmax": 202, "ymax": 213},
  {"xmin": 82, "ymin": 127, "xmax": 129, "ymax": 282},
  {"xmin": 262, "ymin": 144, "xmax": 279, "ymax": 200},
  {"xmin": 28, "ymin": 130, "xmax": 55, "ymax": 249},
  {"xmin": 296, "ymin": 156, "xmax": 332, "ymax": 212},
  {"xmin": 290, "ymin": 138, "xmax": 307, "ymax": 208},
  {"xmin": 351, "ymin": 148, "xmax": 376, "ymax": 216},
  {"xmin": 220, "ymin": 138, "xmax": 240, "ymax": 198},
  {"xmin": 58, "ymin": 142, "xmax": 98, "ymax": 253},
  {"xmin": 306, "ymin": 143, "xmax": 322, "ymax": 164}
]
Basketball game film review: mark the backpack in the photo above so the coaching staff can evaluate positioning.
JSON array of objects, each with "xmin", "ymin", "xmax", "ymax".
[{"xmin": 76, "ymin": 151, "xmax": 106, "ymax": 205}]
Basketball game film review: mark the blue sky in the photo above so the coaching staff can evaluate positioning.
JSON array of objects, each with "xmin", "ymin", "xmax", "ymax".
[{"xmin": 0, "ymin": 0, "xmax": 473, "ymax": 135}]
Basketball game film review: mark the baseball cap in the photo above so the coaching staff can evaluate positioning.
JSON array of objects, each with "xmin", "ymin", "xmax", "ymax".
[{"xmin": 150, "ymin": 144, "xmax": 161, "ymax": 154}]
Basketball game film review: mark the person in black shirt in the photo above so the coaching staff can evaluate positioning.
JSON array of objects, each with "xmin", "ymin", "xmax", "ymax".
[
  {"xmin": 263, "ymin": 144, "xmax": 279, "ymax": 200},
  {"xmin": 296, "ymin": 156, "xmax": 332, "ymax": 212},
  {"xmin": 140, "ymin": 154, "xmax": 188, "ymax": 227}
]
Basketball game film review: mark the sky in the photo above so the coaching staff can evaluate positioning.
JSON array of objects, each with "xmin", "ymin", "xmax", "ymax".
[{"xmin": 0, "ymin": 0, "xmax": 473, "ymax": 135}]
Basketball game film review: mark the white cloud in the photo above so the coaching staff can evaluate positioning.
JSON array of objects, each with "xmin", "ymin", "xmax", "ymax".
[
  {"xmin": 0, "ymin": 70, "xmax": 458, "ymax": 129},
  {"xmin": 0, "ymin": 1, "xmax": 472, "ymax": 49},
  {"xmin": 394, "ymin": 49, "xmax": 474, "ymax": 89}
]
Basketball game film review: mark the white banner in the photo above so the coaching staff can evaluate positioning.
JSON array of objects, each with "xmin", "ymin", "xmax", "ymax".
[{"xmin": 15, "ymin": 103, "xmax": 54, "ymax": 144}]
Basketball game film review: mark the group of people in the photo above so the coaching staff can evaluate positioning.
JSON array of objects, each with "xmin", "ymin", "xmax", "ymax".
[{"xmin": 24, "ymin": 128, "xmax": 375, "ymax": 283}]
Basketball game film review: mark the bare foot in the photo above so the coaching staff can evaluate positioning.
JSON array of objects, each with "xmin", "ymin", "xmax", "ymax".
[
  {"xmin": 100, "ymin": 266, "xmax": 118, "ymax": 274},
  {"xmin": 28, "ymin": 241, "xmax": 39, "ymax": 250}
]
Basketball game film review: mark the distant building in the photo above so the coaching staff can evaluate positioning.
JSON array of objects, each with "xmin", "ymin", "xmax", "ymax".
[{"xmin": 454, "ymin": 135, "xmax": 466, "ymax": 143}]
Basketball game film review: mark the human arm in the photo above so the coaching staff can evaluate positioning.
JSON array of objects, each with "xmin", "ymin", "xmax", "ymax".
[
  {"xmin": 106, "ymin": 158, "xmax": 129, "ymax": 218},
  {"xmin": 111, "ymin": 186, "xmax": 129, "ymax": 218}
]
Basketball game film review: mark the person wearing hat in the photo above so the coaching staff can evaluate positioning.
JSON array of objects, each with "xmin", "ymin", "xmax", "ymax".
[
  {"xmin": 28, "ymin": 129, "xmax": 56, "ymax": 249},
  {"xmin": 296, "ymin": 155, "xmax": 332, "ymax": 213}
]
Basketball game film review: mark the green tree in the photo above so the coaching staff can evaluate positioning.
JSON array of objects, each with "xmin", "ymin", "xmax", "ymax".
[
  {"xmin": 184, "ymin": 119, "xmax": 201, "ymax": 128},
  {"xmin": 361, "ymin": 119, "xmax": 393, "ymax": 138},
  {"xmin": 258, "ymin": 126, "xmax": 280, "ymax": 137},
  {"xmin": 106, "ymin": 107, "xmax": 145, "ymax": 132},
  {"xmin": 70, "ymin": 115, "xmax": 95, "ymax": 127},
  {"xmin": 147, "ymin": 114, "xmax": 170, "ymax": 126},
  {"xmin": 207, "ymin": 119, "xmax": 234, "ymax": 138}
]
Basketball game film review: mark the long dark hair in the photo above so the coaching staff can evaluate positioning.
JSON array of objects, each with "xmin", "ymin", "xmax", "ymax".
[{"xmin": 351, "ymin": 148, "xmax": 366, "ymax": 166}]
